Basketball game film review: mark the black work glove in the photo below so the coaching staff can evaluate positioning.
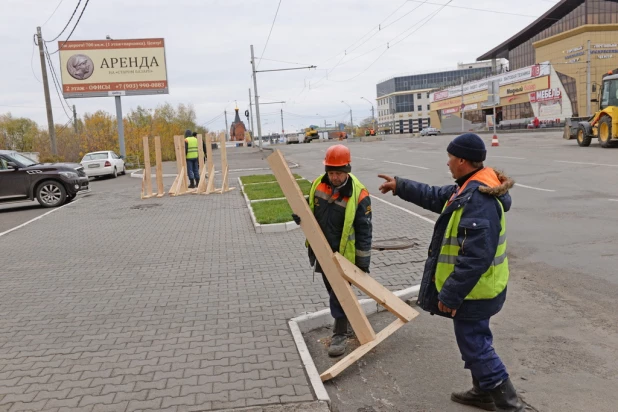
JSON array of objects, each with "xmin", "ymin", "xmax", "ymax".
[
  {"xmin": 308, "ymin": 246, "xmax": 316, "ymax": 267},
  {"xmin": 357, "ymin": 266, "xmax": 370, "ymax": 274},
  {"xmin": 291, "ymin": 213, "xmax": 301, "ymax": 225}
]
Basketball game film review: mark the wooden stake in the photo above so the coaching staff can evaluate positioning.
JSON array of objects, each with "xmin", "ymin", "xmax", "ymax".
[
  {"xmin": 155, "ymin": 136, "xmax": 164, "ymax": 197},
  {"xmin": 216, "ymin": 131, "xmax": 235, "ymax": 193},
  {"xmin": 202, "ymin": 134, "xmax": 216, "ymax": 194},
  {"xmin": 141, "ymin": 136, "xmax": 154, "ymax": 199}
]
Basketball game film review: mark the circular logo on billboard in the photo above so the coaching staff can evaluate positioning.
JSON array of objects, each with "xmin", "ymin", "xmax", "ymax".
[{"xmin": 66, "ymin": 54, "xmax": 94, "ymax": 80}]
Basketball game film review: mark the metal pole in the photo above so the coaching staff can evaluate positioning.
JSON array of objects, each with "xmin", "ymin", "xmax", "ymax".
[
  {"xmin": 586, "ymin": 40, "xmax": 591, "ymax": 117},
  {"xmin": 73, "ymin": 105, "xmax": 78, "ymax": 134},
  {"xmin": 280, "ymin": 109, "xmax": 284, "ymax": 135},
  {"xmin": 224, "ymin": 110, "xmax": 229, "ymax": 141},
  {"xmin": 461, "ymin": 76, "xmax": 464, "ymax": 133},
  {"xmin": 349, "ymin": 110, "xmax": 354, "ymax": 137},
  {"xmin": 115, "ymin": 96, "xmax": 126, "ymax": 158},
  {"xmin": 250, "ymin": 45, "xmax": 263, "ymax": 150},
  {"xmin": 248, "ymin": 88, "xmax": 255, "ymax": 134},
  {"xmin": 493, "ymin": 105, "xmax": 497, "ymax": 136},
  {"xmin": 37, "ymin": 27, "xmax": 57, "ymax": 156}
]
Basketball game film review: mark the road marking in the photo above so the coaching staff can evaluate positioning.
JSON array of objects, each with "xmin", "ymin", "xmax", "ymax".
[
  {"xmin": 609, "ymin": 199, "xmax": 618, "ymax": 202},
  {"xmin": 0, "ymin": 200, "xmax": 81, "ymax": 238},
  {"xmin": 407, "ymin": 150, "xmax": 442, "ymax": 155},
  {"xmin": 371, "ymin": 195, "xmax": 435, "ymax": 224},
  {"xmin": 355, "ymin": 156, "xmax": 375, "ymax": 161},
  {"xmin": 555, "ymin": 160, "xmax": 618, "ymax": 168},
  {"xmin": 384, "ymin": 161, "xmax": 429, "ymax": 170},
  {"xmin": 490, "ymin": 156, "xmax": 526, "ymax": 160},
  {"xmin": 514, "ymin": 183, "xmax": 556, "ymax": 192}
]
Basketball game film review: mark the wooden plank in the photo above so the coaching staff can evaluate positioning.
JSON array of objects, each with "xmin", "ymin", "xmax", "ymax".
[
  {"xmin": 197, "ymin": 134, "xmax": 205, "ymax": 172},
  {"xmin": 174, "ymin": 135, "xmax": 183, "ymax": 179},
  {"xmin": 334, "ymin": 254, "xmax": 419, "ymax": 322},
  {"xmin": 179, "ymin": 136, "xmax": 189, "ymax": 191},
  {"xmin": 320, "ymin": 319, "xmax": 406, "ymax": 382},
  {"xmin": 205, "ymin": 134, "xmax": 214, "ymax": 178},
  {"xmin": 168, "ymin": 175, "xmax": 180, "ymax": 196},
  {"xmin": 267, "ymin": 150, "xmax": 376, "ymax": 344},
  {"xmin": 154, "ymin": 136, "xmax": 164, "ymax": 197},
  {"xmin": 219, "ymin": 132, "xmax": 229, "ymax": 192},
  {"xmin": 142, "ymin": 136, "xmax": 153, "ymax": 198}
]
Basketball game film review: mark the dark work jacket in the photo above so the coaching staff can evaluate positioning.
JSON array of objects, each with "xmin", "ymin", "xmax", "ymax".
[
  {"xmin": 309, "ymin": 174, "xmax": 372, "ymax": 272},
  {"xmin": 394, "ymin": 168, "xmax": 514, "ymax": 320}
]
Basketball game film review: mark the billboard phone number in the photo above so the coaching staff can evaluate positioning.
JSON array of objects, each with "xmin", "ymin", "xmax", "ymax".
[{"xmin": 121, "ymin": 82, "xmax": 166, "ymax": 90}]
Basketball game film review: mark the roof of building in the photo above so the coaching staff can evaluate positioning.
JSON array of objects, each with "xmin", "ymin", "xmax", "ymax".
[{"xmin": 477, "ymin": 0, "xmax": 583, "ymax": 61}]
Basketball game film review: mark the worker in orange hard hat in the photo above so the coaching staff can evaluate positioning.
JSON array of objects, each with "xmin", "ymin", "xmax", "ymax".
[{"xmin": 292, "ymin": 144, "xmax": 373, "ymax": 357}]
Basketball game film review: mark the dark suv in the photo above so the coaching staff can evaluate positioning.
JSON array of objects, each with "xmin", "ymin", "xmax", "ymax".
[{"xmin": 0, "ymin": 150, "xmax": 89, "ymax": 208}]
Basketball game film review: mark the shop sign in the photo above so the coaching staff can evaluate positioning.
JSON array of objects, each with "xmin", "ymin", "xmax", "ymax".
[{"xmin": 529, "ymin": 88, "xmax": 562, "ymax": 103}]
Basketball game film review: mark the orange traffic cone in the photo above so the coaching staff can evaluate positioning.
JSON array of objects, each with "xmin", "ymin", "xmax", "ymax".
[{"xmin": 491, "ymin": 134, "xmax": 499, "ymax": 147}]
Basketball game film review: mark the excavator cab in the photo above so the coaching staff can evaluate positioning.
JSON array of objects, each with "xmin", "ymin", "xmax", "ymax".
[{"xmin": 575, "ymin": 68, "xmax": 618, "ymax": 148}]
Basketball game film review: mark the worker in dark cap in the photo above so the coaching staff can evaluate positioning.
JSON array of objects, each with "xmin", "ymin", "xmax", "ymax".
[{"xmin": 378, "ymin": 133, "xmax": 529, "ymax": 411}]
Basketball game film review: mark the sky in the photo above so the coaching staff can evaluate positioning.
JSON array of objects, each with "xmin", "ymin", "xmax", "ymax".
[{"xmin": 1, "ymin": 0, "xmax": 561, "ymax": 135}]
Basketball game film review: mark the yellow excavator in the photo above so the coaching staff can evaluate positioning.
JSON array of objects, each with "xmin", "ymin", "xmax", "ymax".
[
  {"xmin": 304, "ymin": 125, "xmax": 319, "ymax": 143},
  {"xmin": 572, "ymin": 68, "xmax": 618, "ymax": 148}
]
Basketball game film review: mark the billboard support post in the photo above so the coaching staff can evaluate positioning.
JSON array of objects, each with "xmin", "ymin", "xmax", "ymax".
[{"xmin": 115, "ymin": 96, "xmax": 126, "ymax": 158}]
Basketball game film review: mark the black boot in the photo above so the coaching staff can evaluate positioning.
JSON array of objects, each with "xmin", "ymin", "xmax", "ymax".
[
  {"xmin": 328, "ymin": 317, "xmax": 348, "ymax": 357},
  {"xmin": 195, "ymin": 177, "xmax": 200, "ymax": 188},
  {"xmin": 489, "ymin": 378, "xmax": 525, "ymax": 411},
  {"xmin": 189, "ymin": 179, "xmax": 195, "ymax": 189},
  {"xmin": 451, "ymin": 377, "xmax": 496, "ymax": 411}
]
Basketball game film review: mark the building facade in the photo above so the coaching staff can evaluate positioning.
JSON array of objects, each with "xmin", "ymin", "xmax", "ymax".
[
  {"xmin": 375, "ymin": 66, "xmax": 493, "ymax": 134},
  {"xmin": 478, "ymin": 0, "xmax": 618, "ymax": 118}
]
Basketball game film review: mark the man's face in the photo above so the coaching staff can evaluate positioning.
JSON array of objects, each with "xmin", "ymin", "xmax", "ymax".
[
  {"xmin": 447, "ymin": 153, "xmax": 465, "ymax": 180},
  {"xmin": 328, "ymin": 171, "xmax": 348, "ymax": 187}
]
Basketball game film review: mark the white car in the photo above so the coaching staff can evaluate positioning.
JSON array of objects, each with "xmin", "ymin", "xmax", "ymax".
[
  {"xmin": 420, "ymin": 127, "xmax": 440, "ymax": 136},
  {"xmin": 80, "ymin": 151, "xmax": 126, "ymax": 178}
]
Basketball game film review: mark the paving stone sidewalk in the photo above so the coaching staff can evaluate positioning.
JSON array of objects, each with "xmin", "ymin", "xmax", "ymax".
[{"xmin": 0, "ymin": 167, "xmax": 432, "ymax": 411}]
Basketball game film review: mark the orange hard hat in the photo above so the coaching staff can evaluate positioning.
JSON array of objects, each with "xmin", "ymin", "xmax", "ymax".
[{"xmin": 324, "ymin": 144, "xmax": 351, "ymax": 167}]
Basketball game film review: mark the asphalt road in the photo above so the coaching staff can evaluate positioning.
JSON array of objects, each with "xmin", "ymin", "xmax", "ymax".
[{"xmin": 279, "ymin": 132, "xmax": 618, "ymax": 411}]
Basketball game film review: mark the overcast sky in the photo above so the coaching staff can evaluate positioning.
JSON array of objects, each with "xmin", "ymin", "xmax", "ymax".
[{"xmin": 1, "ymin": 0, "xmax": 560, "ymax": 135}]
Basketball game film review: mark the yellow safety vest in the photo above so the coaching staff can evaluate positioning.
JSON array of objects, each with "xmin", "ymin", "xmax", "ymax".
[{"xmin": 185, "ymin": 137, "xmax": 198, "ymax": 159}]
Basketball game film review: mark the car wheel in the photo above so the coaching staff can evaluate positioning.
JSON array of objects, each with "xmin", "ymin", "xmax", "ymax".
[
  {"xmin": 120, "ymin": 165, "xmax": 126, "ymax": 175},
  {"xmin": 111, "ymin": 167, "xmax": 118, "ymax": 178},
  {"xmin": 36, "ymin": 180, "xmax": 67, "ymax": 208}
]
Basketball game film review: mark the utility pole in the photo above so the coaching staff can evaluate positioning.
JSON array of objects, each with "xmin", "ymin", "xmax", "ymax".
[
  {"xmin": 37, "ymin": 27, "xmax": 57, "ymax": 156},
  {"xmin": 224, "ymin": 110, "xmax": 229, "ymax": 141},
  {"xmin": 250, "ymin": 45, "xmax": 263, "ymax": 150},
  {"xmin": 248, "ymin": 88, "xmax": 255, "ymax": 135},
  {"xmin": 586, "ymin": 40, "xmax": 591, "ymax": 117},
  {"xmin": 361, "ymin": 97, "xmax": 375, "ymax": 128},
  {"xmin": 461, "ymin": 76, "xmax": 465, "ymax": 133},
  {"xmin": 280, "ymin": 109, "xmax": 285, "ymax": 136},
  {"xmin": 115, "ymin": 96, "xmax": 126, "ymax": 158},
  {"xmin": 73, "ymin": 105, "xmax": 78, "ymax": 134}
]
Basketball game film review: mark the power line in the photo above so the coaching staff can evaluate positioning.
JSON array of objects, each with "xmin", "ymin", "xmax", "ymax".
[
  {"xmin": 44, "ymin": 0, "xmax": 82, "ymax": 42},
  {"xmin": 42, "ymin": 0, "xmax": 66, "ymax": 27},
  {"xmin": 256, "ymin": 0, "xmax": 283, "ymax": 69},
  {"xmin": 257, "ymin": 57, "xmax": 311, "ymax": 66},
  {"xmin": 48, "ymin": 0, "xmax": 90, "ymax": 54},
  {"xmin": 44, "ymin": 44, "xmax": 73, "ymax": 121},
  {"xmin": 405, "ymin": 0, "xmax": 559, "ymax": 19}
]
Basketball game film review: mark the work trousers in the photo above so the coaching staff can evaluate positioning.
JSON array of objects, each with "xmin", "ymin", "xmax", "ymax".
[
  {"xmin": 321, "ymin": 274, "xmax": 346, "ymax": 319},
  {"xmin": 453, "ymin": 317, "xmax": 509, "ymax": 391},
  {"xmin": 186, "ymin": 158, "xmax": 199, "ymax": 180}
]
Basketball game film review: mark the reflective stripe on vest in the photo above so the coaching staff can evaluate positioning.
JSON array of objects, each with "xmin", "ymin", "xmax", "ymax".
[
  {"xmin": 185, "ymin": 137, "xmax": 199, "ymax": 159},
  {"xmin": 307, "ymin": 173, "xmax": 366, "ymax": 264},
  {"xmin": 435, "ymin": 199, "xmax": 509, "ymax": 300}
]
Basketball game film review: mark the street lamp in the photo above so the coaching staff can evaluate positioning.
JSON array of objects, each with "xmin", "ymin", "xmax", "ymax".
[
  {"xmin": 360, "ymin": 97, "xmax": 375, "ymax": 128},
  {"xmin": 341, "ymin": 101, "xmax": 354, "ymax": 137}
]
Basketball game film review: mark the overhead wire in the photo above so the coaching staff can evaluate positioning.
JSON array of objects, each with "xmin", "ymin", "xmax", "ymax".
[
  {"xmin": 44, "ymin": 0, "xmax": 82, "ymax": 42},
  {"xmin": 42, "ymin": 0, "xmax": 66, "ymax": 27},
  {"xmin": 43, "ymin": 43, "xmax": 73, "ymax": 121},
  {"xmin": 405, "ymin": 0, "xmax": 559, "ymax": 19},
  {"xmin": 256, "ymin": 0, "xmax": 283, "ymax": 69},
  {"xmin": 48, "ymin": 0, "xmax": 90, "ymax": 54}
]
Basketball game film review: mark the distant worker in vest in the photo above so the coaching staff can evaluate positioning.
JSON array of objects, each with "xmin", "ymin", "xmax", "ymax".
[
  {"xmin": 192, "ymin": 132, "xmax": 208, "ymax": 164},
  {"xmin": 291, "ymin": 144, "xmax": 372, "ymax": 357},
  {"xmin": 378, "ymin": 134, "xmax": 528, "ymax": 411},
  {"xmin": 184, "ymin": 129, "xmax": 199, "ymax": 188}
]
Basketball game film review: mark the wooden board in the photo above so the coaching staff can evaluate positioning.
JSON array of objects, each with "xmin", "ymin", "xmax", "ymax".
[
  {"xmin": 320, "ymin": 319, "xmax": 406, "ymax": 381},
  {"xmin": 197, "ymin": 134, "xmax": 205, "ymax": 172},
  {"xmin": 154, "ymin": 136, "xmax": 164, "ymax": 197},
  {"xmin": 334, "ymin": 254, "xmax": 419, "ymax": 322},
  {"xmin": 219, "ymin": 133, "xmax": 229, "ymax": 192},
  {"xmin": 179, "ymin": 136, "xmax": 189, "ymax": 190},
  {"xmin": 142, "ymin": 136, "xmax": 154, "ymax": 199},
  {"xmin": 204, "ymin": 134, "xmax": 216, "ymax": 194},
  {"xmin": 267, "ymin": 150, "xmax": 375, "ymax": 344}
]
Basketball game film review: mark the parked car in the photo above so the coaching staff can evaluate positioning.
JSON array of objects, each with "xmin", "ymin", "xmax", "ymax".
[
  {"xmin": 420, "ymin": 127, "xmax": 440, "ymax": 136},
  {"xmin": 0, "ymin": 150, "xmax": 89, "ymax": 208},
  {"xmin": 80, "ymin": 151, "xmax": 126, "ymax": 178}
]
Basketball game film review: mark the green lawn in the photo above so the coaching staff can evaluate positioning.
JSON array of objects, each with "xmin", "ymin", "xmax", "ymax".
[
  {"xmin": 243, "ymin": 179, "xmax": 312, "ymax": 201},
  {"xmin": 240, "ymin": 173, "xmax": 302, "ymax": 184},
  {"xmin": 251, "ymin": 199, "xmax": 295, "ymax": 224}
]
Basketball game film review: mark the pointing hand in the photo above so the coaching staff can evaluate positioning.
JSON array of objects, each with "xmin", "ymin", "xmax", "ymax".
[{"xmin": 378, "ymin": 174, "xmax": 396, "ymax": 195}]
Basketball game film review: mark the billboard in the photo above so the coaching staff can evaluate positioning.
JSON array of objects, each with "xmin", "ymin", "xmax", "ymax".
[{"xmin": 58, "ymin": 38, "xmax": 168, "ymax": 98}]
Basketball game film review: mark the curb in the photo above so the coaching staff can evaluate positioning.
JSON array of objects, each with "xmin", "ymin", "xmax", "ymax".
[
  {"xmin": 238, "ymin": 177, "xmax": 301, "ymax": 234},
  {"xmin": 289, "ymin": 285, "xmax": 420, "ymax": 406}
]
